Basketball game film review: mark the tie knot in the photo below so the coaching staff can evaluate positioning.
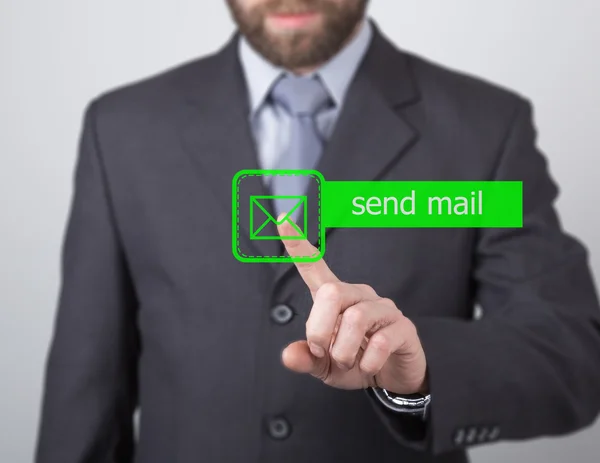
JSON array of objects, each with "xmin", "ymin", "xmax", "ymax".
[{"xmin": 270, "ymin": 75, "xmax": 333, "ymax": 116}]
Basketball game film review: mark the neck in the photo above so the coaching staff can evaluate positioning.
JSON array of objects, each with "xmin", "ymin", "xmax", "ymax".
[{"xmin": 289, "ymin": 19, "xmax": 364, "ymax": 76}]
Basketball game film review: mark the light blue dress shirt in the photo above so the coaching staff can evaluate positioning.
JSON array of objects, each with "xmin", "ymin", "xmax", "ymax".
[{"xmin": 238, "ymin": 19, "xmax": 373, "ymax": 170}]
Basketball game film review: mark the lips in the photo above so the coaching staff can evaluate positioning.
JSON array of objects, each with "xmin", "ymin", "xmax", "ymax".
[{"xmin": 268, "ymin": 11, "xmax": 320, "ymax": 28}]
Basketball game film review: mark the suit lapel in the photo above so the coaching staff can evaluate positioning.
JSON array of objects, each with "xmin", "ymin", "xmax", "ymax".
[
  {"xmin": 275, "ymin": 25, "xmax": 421, "ymax": 283},
  {"xmin": 178, "ymin": 34, "xmax": 281, "ymax": 268}
]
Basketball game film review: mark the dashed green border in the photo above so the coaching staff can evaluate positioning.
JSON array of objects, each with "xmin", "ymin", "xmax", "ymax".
[{"xmin": 232, "ymin": 170, "xmax": 326, "ymax": 263}]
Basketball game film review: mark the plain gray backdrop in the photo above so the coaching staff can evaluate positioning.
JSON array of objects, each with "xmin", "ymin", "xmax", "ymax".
[{"xmin": 1, "ymin": 1, "xmax": 599, "ymax": 462}]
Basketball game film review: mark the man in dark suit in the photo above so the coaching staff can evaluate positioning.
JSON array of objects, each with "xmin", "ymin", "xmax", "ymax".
[{"xmin": 35, "ymin": 1, "xmax": 600, "ymax": 462}]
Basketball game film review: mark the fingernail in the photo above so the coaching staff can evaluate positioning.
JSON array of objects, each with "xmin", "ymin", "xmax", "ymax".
[{"xmin": 308, "ymin": 342, "xmax": 325, "ymax": 358}]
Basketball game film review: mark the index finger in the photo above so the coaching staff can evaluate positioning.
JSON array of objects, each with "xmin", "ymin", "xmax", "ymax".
[{"xmin": 277, "ymin": 215, "xmax": 339, "ymax": 294}]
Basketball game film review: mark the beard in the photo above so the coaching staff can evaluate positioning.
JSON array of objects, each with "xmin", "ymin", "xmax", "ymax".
[{"xmin": 226, "ymin": 0, "xmax": 369, "ymax": 70}]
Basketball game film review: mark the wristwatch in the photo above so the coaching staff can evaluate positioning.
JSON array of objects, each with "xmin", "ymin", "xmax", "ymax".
[{"xmin": 370, "ymin": 388, "xmax": 432, "ymax": 420}]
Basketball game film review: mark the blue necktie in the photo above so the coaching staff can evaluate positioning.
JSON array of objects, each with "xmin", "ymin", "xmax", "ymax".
[{"xmin": 269, "ymin": 74, "xmax": 333, "ymax": 220}]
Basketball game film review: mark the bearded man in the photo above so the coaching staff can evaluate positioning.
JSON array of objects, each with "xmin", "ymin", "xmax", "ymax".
[{"xmin": 35, "ymin": 1, "xmax": 600, "ymax": 463}]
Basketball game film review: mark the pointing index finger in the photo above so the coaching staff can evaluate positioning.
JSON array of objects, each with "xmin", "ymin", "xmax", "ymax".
[{"xmin": 277, "ymin": 214, "xmax": 338, "ymax": 294}]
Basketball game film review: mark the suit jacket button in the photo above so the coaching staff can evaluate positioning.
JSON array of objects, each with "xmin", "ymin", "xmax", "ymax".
[
  {"xmin": 268, "ymin": 417, "xmax": 291, "ymax": 440},
  {"xmin": 488, "ymin": 426, "xmax": 501, "ymax": 441},
  {"xmin": 271, "ymin": 304, "xmax": 294, "ymax": 325},
  {"xmin": 454, "ymin": 428, "xmax": 466, "ymax": 446},
  {"xmin": 465, "ymin": 427, "xmax": 478, "ymax": 444},
  {"xmin": 477, "ymin": 427, "xmax": 489, "ymax": 442}
]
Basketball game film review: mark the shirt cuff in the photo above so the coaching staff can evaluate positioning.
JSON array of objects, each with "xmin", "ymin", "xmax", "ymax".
[{"xmin": 365, "ymin": 388, "xmax": 431, "ymax": 449}]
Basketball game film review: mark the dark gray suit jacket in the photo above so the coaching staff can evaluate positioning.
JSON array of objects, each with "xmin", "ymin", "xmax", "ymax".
[{"xmin": 36, "ymin": 24, "xmax": 600, "ymax": 463}]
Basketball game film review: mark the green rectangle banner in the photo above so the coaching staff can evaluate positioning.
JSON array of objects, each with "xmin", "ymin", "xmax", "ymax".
[{"xmin": 322, "ymin": 181, "xmax": 522, "ymax": 228}]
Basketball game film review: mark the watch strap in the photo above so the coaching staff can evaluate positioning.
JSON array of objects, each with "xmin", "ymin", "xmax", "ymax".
[{"xmin": 371, "ymin": 387, "xmax": 431, "ymax": 419}]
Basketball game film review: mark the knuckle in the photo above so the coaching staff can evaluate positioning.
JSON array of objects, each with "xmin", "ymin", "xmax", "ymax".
[
  {"xmin": 297, "ymin": 261, "xmax": 313, "ymax": 273},
  {"xmin": 317, "ymin": 282, "xmax": 343, "ymax": 303},
  {"xmin": 331, "ymin": 349, "xmax": 354, "ymax": 367},
  {"xmin": 306, "ymin": 330, "xmax": 329, "ymax": 348},
  {"xmin": 359, "ymin": 360, "xmax": 380, "ymax": 376},
  {"xmin": 356, "ymin": 284, "xmax": 377, "ymax": 296},
  {"xmin": 285, "ymin": 238, "xmax": 301, "ymax": 249},
  {"xmin": 379, "ymin": 297, "xmax": 397, "ymax": 309},
  {"xmin": 401, "ymin": 317, "xmax": 417, "ymax": 336},
  {"xmin": 343, "ymin": 305, "xmax": 366, "ymax": 327},
  {"xmin": 305, "ymin": 324, "xmax": 329, "ymax": 346},
  {"xmin": 369, "ymin": 332, "xmax": 391, "ymax": 353}
]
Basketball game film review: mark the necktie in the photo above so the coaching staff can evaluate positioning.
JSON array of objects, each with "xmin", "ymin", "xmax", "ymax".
[{"xmin": 269, "ymin": 74, "xmax": 333, "ymax": 220}]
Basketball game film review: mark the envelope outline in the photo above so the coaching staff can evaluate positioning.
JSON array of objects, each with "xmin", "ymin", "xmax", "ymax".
[{"xmin": 250, "ymin": 195, "xmax": 307, "ymax": 240}]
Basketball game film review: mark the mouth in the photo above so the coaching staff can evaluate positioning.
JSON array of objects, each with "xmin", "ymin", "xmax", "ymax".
[{"xmin": 267, "ymin": 11, "xmax": 321, "ymax": 29}]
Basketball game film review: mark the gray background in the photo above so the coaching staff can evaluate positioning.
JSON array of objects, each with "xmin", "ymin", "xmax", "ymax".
[{"xmin": 1, "ymin": 1, "xmax": 599, "ymax": 461}]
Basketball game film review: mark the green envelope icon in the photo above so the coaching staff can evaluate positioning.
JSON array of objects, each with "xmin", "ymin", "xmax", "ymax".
[{"xmin": 250, "ymin": 195, "xmax": 307, "ymax": 240}]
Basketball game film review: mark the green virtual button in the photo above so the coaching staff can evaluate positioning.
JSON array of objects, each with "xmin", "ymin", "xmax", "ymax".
[{"xmin": 232, "ymin": 169, "xmax": 325, "ymax": 263}]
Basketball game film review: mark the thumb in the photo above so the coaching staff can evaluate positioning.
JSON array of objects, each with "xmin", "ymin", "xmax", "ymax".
[{"xmin": 282, "ymin": 340, "xmax": 324, "ymax": 375}]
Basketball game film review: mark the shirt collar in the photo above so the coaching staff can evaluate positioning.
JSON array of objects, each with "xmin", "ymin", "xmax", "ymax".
[
  {"xmin": 238, "ymin": 19, "xmax": 373, "ymax": 115},
  {"xmin": 316, "ymin": 19, "xmax": 372, "ymax": 107}
]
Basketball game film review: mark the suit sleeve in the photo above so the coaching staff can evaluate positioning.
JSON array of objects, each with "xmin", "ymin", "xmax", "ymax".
[
  {"xmin": 35, "ymin": 100, "xmax": 139, "ymax": 463},
  {"xmin": 370, "ymin": 99, "xmax": 600, "ymax": 454}
]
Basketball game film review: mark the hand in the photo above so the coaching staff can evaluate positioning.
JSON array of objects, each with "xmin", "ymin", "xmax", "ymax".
[{"xmin": 277, "ymin": 219, "xmax": 429, "ymax": 395}]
